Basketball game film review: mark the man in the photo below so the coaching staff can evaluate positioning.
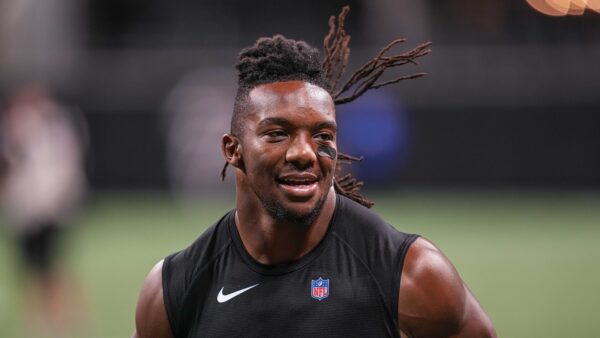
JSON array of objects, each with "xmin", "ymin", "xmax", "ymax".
[{"xmin": 134, "ymin": 12, "xmax": 496, "ymax": 338}]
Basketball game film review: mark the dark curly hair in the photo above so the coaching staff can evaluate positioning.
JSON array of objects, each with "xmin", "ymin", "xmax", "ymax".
[{"xmin": 237, "ymin": 35, "xmax": 326, "ymax": 89}]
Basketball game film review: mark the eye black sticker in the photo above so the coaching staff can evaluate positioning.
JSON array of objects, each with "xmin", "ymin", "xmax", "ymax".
[{"xmin": 317, "ymin": 145, "xmax": 337, "ymax": 159}]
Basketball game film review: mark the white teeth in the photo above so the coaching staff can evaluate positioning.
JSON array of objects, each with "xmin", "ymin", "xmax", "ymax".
[{"xmin": 280, "ymin": 179, "xmax": 315, "ymax": 185}]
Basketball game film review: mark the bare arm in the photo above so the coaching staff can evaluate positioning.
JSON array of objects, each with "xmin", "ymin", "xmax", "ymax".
[
  {"xmin": 133, "ymin": 260, "xmax": 173, "ymax": 338},
  {"xmin": 399, "ymin": 238, "xmax": 496, "ymax": 338}
]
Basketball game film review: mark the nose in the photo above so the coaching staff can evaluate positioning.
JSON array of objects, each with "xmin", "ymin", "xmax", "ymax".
[{"xmin": 285, "ymin": 133, "xmax": 317, "ymax": 169}]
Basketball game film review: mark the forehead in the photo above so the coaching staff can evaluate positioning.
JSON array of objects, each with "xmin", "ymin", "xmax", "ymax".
[{"xmin": 246, "ymin": 81, "xmax": 336, "ymax": 124}]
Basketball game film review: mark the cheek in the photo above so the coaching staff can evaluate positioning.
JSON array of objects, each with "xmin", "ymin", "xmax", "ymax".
[
  {"xmin": 243, "ymin": 143, "xmax": 281, "ymax": 174},
  {"xmin": 319, "ymin": 157, "xmax": 337, "ymax": 178}
]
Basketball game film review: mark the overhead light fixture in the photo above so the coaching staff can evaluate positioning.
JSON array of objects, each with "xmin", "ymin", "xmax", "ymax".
[
  {"xmin": 588, "ymin": 0, "xmax": 600, "ymax": 13},
  {"xmin": 526, "ymin": 0, "xmax": 600, "ymax": 15},
  {"xmin": 526, "ymin": 0, "xmax": 568, "ymax": 16}
]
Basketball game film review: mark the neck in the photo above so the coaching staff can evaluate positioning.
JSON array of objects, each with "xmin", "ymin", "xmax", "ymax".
[{"xmin": 234, "ymin": 186, "xmax": 336, "ymax": 265}]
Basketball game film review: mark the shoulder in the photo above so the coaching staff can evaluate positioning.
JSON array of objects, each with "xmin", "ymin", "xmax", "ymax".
[
  {"xmin": 165, "ymin": 210, "xmax": 234, "ymax": 277},
  {"xmin": 399, "ymin": 237, "xmax": 496, "ymax": 338},
  {"xmin": 335, "ymin": 195, "xmax": 409, "ymax": 239},
  {"xmin": 147, "ymin": 213, "xmax": 233, "ymax": 337},
  {"xmin": 134, "ymin": 260, "xmax": 173, "ymax": 338},
  {"xmin": 333, "ymin": 196, "xmax": 416, "ymax": 272},
  {"xmin": 399, "ymin": 238, "xmax": 465, "ymax": 329},
  {"xmin": 333, "ymin": 196, "xmax": 417, "ymax": 270}
]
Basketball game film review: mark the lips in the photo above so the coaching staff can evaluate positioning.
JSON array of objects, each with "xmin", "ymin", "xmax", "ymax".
[{"xmin": 276, "ymin": 173, "xmax": 320, "ymax": 199}]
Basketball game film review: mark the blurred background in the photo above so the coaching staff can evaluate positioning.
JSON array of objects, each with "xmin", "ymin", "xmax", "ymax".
[{"xmin": 0, "ymin": 0, "xmax": 599, "ymax": 337}]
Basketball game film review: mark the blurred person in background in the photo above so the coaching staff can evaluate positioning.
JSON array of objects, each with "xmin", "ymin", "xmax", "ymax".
[
  {"xmin": 134, "ymin": 7, "xmax": 495, "ymax": 338},
  {"xmin": 0, "ymin": 86, "xmax": 88, "ymax": 337}
]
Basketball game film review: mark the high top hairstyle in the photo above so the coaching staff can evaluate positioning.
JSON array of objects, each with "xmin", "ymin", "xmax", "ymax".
[{"xmin": 223, "ymin": 6, "xmax": 432, "ymax": 208}]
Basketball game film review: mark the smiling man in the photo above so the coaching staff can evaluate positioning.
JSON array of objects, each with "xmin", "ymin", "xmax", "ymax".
[{"xmin": 133, "ymin": 22, "xmax": 496, "ymax": 338}]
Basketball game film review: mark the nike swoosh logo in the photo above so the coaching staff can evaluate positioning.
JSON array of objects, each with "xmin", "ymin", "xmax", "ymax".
[{"xmin": 217, "ymin": 284, "xmax": 259, "ymax": 303}]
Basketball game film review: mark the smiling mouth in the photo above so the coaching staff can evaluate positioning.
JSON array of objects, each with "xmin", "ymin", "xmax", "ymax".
[{"xmin": 276, "ymin": 176, "xmax": 320, "ymax": 198}]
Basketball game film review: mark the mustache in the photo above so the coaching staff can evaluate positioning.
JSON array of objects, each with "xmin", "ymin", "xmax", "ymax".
[{"xmin": 277, "ymin": 168, "xmax": 323, "ymax": 180}]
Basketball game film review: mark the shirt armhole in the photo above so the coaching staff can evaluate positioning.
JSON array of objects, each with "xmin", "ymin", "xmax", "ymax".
[
  {"xmin": 392, "ymin": 234, "xmax": 420, "ymax": 334},
  {"xmin": 162, "ymin": 253, "xmax": 181, "ymax": 338}
]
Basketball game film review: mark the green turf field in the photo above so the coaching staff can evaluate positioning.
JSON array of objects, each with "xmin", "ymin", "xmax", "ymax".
[{"xmin": 1, "ymin": 190, "xmax": 599, "ymax": 337}]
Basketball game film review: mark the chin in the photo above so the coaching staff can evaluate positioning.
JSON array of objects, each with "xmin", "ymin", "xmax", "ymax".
[{"xmin": 262, "ymin": 193, "xmax": 329, "ymax": 226}]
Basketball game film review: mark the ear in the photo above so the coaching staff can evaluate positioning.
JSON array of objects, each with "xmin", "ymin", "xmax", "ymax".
[{"xmin": 221, "ymin": 134, "xmax": 243, "ymax": 169}]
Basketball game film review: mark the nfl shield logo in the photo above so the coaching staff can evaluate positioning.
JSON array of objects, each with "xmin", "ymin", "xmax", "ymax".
[{"xmin": 311, "ymin": 277, "xmax": 329, "ymax": 301}]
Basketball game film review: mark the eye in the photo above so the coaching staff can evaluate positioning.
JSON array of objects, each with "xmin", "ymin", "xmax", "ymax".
[
  {"xmin": 263, "ymin": 130, "xmax": 288, "ymax": 142},
  {"xmin": 315, "ymin": 132, "xmax": 334, "ymax": 142}
]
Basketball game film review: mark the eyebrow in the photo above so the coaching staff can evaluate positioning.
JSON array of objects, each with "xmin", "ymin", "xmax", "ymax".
[
  {"xmin": 257, "ymin": 118, "xmax": 337, "ymax": 131},
  {"xmin": 257, "ymin": 117, "xmax": 293, "ymax": 129},
  {"xmin": 315, "ymin": 121, "xmax": 337, "ymax": 131}
]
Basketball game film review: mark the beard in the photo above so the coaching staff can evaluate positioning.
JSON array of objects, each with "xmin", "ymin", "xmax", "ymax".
[{"xmin": 259, "ymin": 189, "xmax": 330, "ymax": 227}]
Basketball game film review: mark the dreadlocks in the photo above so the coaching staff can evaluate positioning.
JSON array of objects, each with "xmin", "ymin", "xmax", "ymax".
[
  {"xmin": 323, "ymin": 6, "xmax": 432, "ymax": 105},
  {"xmin": 222, "ymin": 5, "xmax": 431, "ymax": 208},
  {"xmin": 320, "ymin": 5, "xmax": 432, "ymax": 207}
]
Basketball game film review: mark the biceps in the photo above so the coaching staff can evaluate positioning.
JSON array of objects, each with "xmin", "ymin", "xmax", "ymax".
[
  {"xmin": 135, "ymin": 261, "xmax": 173, "ymax": 338},
  {"xmin": 135, "ymin": 289, "xmax": 172, "ymax": 338},
  {"xmin": 451, "ymin": 289, "xmax": 496, "ymax": 338}
]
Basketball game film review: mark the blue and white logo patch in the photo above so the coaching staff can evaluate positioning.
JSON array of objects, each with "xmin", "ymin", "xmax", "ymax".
[{"xmin": 311, "ymin": 277, "xmax": 329, "ymax": 301}]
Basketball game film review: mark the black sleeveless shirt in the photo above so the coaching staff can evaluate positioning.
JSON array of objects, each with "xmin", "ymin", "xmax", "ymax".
[{"xmin": 162, "ymin": 195, "xmax": 419, "ymax": 338}]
